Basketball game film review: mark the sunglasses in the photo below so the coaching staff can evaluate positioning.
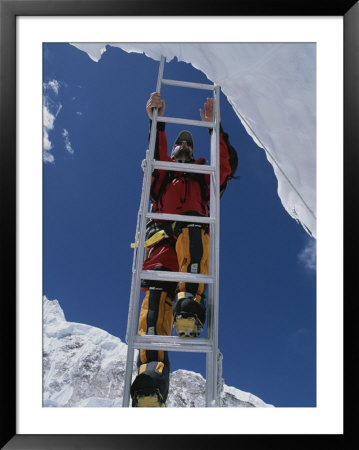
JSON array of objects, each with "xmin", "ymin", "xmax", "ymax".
[{"xmin": 175, "ymin": 140, "xmax": 193, "ymax": 148}]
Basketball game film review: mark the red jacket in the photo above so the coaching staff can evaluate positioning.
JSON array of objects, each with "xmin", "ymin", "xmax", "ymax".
[{"xmin": 150, "ymin": 123, "xmax": 238, "ymax": 217}]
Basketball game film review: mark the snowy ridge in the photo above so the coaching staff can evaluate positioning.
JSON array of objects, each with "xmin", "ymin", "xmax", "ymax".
[
  {"xmin": 70, "ymin": 42, "xmax": 316, "ymax": 238},
  {"xmin": 43, "ymin": 297, "xmax": 273, "ymax": 408}
]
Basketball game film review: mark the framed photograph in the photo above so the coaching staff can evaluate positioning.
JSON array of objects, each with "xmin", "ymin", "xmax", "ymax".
[{"xmin": 1, "ymin": 1, "xmax": 356, "ymax": 448}]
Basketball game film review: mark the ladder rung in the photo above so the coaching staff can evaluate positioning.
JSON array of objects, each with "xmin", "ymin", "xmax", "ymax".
[
  {"xmin": 158, "ymin": 116, "xmax": 215, "ymax": 129},
  {"xmin": 152, "ymin": 160, "xmax": 215, "ymax": 175},
  {"xmin": 140, "ymin": 270, "xmax": 214, "ymax": 284},
  {"xmin": 146, "ymin": 212, "xmax": 215, "ymax": 224},
  {"xmin": 133, "ymin": 335, "xmax": 213, "ymax": 353},
  {"xmin": 161, "ymin": 78, "xmax": 215, "ymax": 91}
]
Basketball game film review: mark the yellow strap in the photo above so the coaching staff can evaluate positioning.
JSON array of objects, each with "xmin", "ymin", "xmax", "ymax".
[
  {"xmin": 131, "ymin": 229, "xmax": 167, "ymax": 248},
  {"xmin": 144, "ymin": 229, "xmax": 166, "ymax": 247}
]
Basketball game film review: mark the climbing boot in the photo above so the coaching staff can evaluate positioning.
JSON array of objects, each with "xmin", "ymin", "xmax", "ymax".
[
  {"xmin": 132, "ymin": 388, "xmax": 166, "ymax": 408},
  {"xmin": 173, "ymin": 292, "xmax": 206, "ymax": 338},
  {"xmin": 174, "ymin": 314, "xmax": 204, "ymax": 337}
]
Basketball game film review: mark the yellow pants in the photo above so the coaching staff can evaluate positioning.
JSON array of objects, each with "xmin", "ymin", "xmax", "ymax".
[
  {"xmin": 175, "ymin": 224, "xmax": 210, "ymax": 303},
  {"xmin": 133, "ymin": 224, "xmax": 209, "ymax": 403}
]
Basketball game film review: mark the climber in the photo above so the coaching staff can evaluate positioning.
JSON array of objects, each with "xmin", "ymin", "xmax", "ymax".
[{"xmin": 131, "ymin": 92, "xmax": 238, "ymax": 407}]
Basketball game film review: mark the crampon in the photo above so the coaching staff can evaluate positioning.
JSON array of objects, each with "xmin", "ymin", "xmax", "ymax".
[
  {"xmin": 174, "ymin": 313, "xmax": 203, "ymax": 338},
  {"xmin": 132, "ymin": 388, "xmax": 166, "ymax": 408}
]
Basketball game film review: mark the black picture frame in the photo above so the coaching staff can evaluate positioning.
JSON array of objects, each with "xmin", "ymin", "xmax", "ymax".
[{"xmin": 1, "ymin": 1, "xmax": 357, "ymax": 448}]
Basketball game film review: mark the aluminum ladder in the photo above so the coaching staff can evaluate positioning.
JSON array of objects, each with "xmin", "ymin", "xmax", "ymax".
[{"xmin": 122, "ymin": 56, "xmax": 223, "ymax": 407}]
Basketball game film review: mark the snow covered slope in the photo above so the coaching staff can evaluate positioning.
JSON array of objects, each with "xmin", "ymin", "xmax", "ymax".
[
  {"xmin": 71, "ymin": 42, "xmax": 316, "ymax": 238},
  {"xmin": 43, "ymin": 297, "xmax": 273, "ymax": 408}
]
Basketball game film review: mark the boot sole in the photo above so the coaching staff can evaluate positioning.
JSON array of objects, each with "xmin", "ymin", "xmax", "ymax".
[
  {"xmin": 135, "ymin": 393, "xmax": 166, "ymax": 408},
  {"xmin": 174, "ymin": 316, "xmax": 203, "ymax": 338}
]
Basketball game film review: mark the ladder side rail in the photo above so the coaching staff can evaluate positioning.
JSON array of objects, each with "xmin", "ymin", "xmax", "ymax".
[
  {"xmin": 126, "ymin": 168, "xmax": 149, "ymax": 342},
  {"xmin": 122, "ymin": 56, "xmax": 166, "ymax": 407},
  {"xmin": 123, "ymin": 207, "xmax": 146, "ymax": 406},
  {"xmin": 213, "ymin": 84, "xmax": 222, "ymax": 406},
  {"xmin": 205, "ymin": 85, "xmax": 221, "ymax": 407},
  {"xmin": 206, "ymin": 283, "xmax": 216, "ymax": 406},
  {"xmin": 205, "ymin": 172, "xmax": 217, "ymax": 403},
  {"xmin": 125, "ymin": 58, "xmax": 165, "ymax": 342},
  {"xmin": 125, "ymin": 226, "xmax": 141, "ymax": 342}
]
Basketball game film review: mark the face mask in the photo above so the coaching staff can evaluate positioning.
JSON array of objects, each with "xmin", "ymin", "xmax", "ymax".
[{"xmin": 172, "ymin": 146, "xmax": 193, "ymax": 162}]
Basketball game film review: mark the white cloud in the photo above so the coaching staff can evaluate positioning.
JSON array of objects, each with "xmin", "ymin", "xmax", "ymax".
[
  {"xmin": 62, "ymin": 129, "xmax": 74, "ymax": 154},
  {"xmin": 43, "ymin": 105, "xmax": 55, "ymax": 135},
  {"xmin": 43, "ymin": 105, "xmax": 55, "ymax": 163},
  {"xmin": 298, "ymin": 239, "xmax": 316, "ymax": 271},
  {"xmin": 43, "ymin": 80, "xmax": 63, "ymax": 163},
  {"xmin": 45, "ymin": 79, "xmax": 60, "ymax": 95},
  {"xmin": 43, "ymin": 149, "xmax": 55, "ymax": 163}
]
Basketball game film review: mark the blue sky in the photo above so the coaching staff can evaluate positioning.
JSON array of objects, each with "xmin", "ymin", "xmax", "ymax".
[{"xmin": 43, "ymin": 43, "xmax": 316, "ymax": 407}]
